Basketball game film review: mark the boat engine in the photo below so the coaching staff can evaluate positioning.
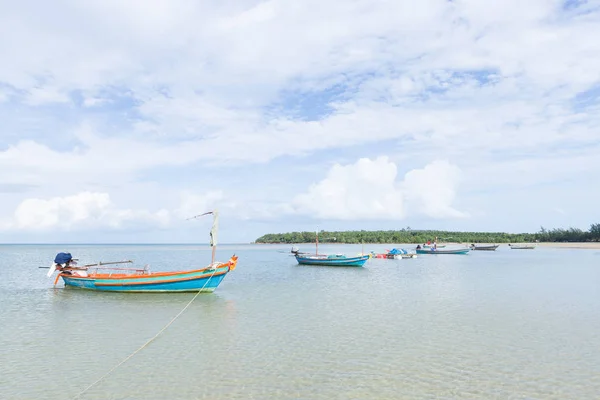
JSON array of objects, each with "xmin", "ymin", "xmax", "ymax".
[
  {"xmin": 54, "ymin": 252, "xmax": 74, "ymax": 266},
  {"xmin": 48, "ymin": 252, "xmax": 79, "ymax": 277}
]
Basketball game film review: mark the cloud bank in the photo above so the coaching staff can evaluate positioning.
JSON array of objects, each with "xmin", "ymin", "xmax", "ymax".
[
  {"xmin": 2, "ymin": 192, "xmax": 169, "ymax": 231},
  {"xmin": 294, "ymin": 157, "xmax": 466, "ymax": 220}
]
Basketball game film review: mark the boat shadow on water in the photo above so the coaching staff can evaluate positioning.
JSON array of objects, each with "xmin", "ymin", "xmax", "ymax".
[
  {"xmin": 294, "ymin": 262, "xmax": 371, "ymax": 270},
  {"xmin": 47, "ymin": 287, "xmax": 235, "ymax": 314}
]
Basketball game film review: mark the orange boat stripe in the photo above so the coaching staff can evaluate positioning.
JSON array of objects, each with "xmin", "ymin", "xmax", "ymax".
[{"xmin": 93, "ymin": 268, "xmax": 229, "ymax": 286}]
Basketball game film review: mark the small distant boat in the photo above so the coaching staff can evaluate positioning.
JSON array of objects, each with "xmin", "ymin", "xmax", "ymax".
[
  {"xmin": 295, "ymin": 254, "xmax": 370, "ymax": 267},
  {"xmin": 509, "ymin": 244, "xmax": 536, "ymax": 250},
  {"xmin": 373, "ymin": 253, "xmax": 417, "ymax": 259},
  {"xmin": 45, "ymin": 211, "xmax": 238, "ymax": 293},
  {"xmin": 470, "ymin": 244, "xmax": 499, "ymax": 251},
  {"xmin": 372, "ymin": 248, "xmax": 417, "ymax": 259},
  {"xmin": 416, "ymin": 247, "xmax": 470, "ymax": 255},
  {"xmin": 423, "ymin": 244, "xmax": 446, "ymax": 248}
]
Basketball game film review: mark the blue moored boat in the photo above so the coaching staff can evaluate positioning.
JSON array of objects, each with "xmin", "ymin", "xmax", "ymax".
[
  {"xmin": 294, "ymin": 229, "xmax": 369, "ymax": 267},
  {"xmin": 295, "ymin": 254, "xmax": 370, "ymax": 267},
  {"xmin": 57, "ymin": 261, "xmax": 236, "ymax": 293},
  {"xmin": 45, "ymin": 210, "xmax": 238, "ymax": 293}
]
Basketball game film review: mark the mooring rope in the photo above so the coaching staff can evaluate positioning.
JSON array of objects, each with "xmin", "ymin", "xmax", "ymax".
[{"xmin": 72, "ymin": 268, "xmax": 220, "ymax": 399}]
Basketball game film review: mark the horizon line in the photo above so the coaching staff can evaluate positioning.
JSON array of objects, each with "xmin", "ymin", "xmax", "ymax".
[{"xmin": 0, "ymin": 242, "xmax": 255, "ymax": 245}]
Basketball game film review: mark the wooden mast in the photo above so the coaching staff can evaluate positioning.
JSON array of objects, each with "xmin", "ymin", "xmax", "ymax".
[
  {"xmin": 210, "ymin": 210, "xmax": 219, "ymax": 264},
  {"xmin": 187, "ymin": 210, "xmax": 218, "ymax": 264}
]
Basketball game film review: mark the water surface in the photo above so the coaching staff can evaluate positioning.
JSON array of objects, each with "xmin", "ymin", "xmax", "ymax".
[{"xmin": 1, "ymin": 244, "xmax": 599, "ymax": 399}]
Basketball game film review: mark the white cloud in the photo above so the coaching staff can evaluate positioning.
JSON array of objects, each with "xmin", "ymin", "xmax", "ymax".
[
  {"xmin": 82, "ymin": 96, "xmax": 109, "ymax": 108},
  {"xmin": 293, "ymin": 157, "xmax": 466, "ymax": 220},
  {"xmin": 0, "ymin": 88, "xmax": 8, "ymax": 103},
  {"xmin": 402, "ymin": 160, "xmax": 467, "ymax": 219},
  {"xmin": 294, "ymin": 157, "xmax": 406, "ymax": 220},
  {"xmin": 218, "ymin": 1, "xmax": 277, "ymax": 30},
  {"xmin": 0, "ymin": 125, "xmax": 211, "ymax": 188},
  {"xmin": 25, "ymin": 87, "xmax": 70, "ymax": 106},
  {"xmin": 0, "ymin": 188, "xmax": 254, "ymax": 233},
  {"xmin": 2, "ymin": 192, "xmax": 170, "ymax": 231}
]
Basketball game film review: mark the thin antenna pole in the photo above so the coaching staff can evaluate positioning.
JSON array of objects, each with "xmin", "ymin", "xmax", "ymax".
[{"xmin": 316, "ymin": 229, "xmax": 319, "ymax": 256}]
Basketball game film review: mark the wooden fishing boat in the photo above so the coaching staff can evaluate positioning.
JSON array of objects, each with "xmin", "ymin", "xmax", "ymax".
[
  {"xmin": 470, "ymin": 244, "xmax": 499, "ymax": 251},
  {"xmin": 416, "ymin": 247, "xmax": 470, "ymax": 255},
  {"xmin": 295, "ymin": 254, "xmax": 370, "ymax": 267},
  {"xmin": 294, "ymin": 230, "xmax": 369, "ymax": 267},
  {"xmin": 509, "ymin": 244, "xmax": 536, "ymax": 250},
  {"xmin": 45, "ymin": 211, "xmax": 238, "ymax": 293}
]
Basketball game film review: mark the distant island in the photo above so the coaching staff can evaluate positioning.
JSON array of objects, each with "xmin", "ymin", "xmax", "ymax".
[{"xmin": 255, "ymin": 224, "xmax": 600, "ymax": 244}]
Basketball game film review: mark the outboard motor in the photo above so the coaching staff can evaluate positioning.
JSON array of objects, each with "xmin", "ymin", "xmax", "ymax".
[
  {"xmin": 54, "ymin": 252, "xmax": 73, "ymax": 266},
  {"xmin": 48, "ymin": 252, "xmax": 77, "ymax": 277}
]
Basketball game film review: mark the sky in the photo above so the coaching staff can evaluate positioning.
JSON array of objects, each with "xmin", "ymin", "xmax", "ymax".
[{"xmin": 1, "ymin": 0, "xmax": 600, "ymax": 243}]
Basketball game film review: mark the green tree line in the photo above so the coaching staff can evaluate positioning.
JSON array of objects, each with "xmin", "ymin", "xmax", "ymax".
[{"xmin": 255, "ymin": 224, "xmax": 600, "ymax": 244}]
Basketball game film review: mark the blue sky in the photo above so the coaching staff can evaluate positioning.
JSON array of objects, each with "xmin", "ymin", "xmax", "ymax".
[{"xmin": 1, "ymin": 0, "xmax": 600, "ymax": 243}]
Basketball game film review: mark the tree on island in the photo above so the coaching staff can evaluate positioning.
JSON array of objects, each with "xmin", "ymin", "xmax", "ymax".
[
  {"xmin": 255, "ymin": 224, "xmax": 600, "ymax": 244},
  {"xmin": 590, "ymin": 223, "xmax": 600, "ymax": 241}
]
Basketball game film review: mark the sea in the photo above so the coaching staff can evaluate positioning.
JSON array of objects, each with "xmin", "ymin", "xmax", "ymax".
[{"xmin": 1, "ymin": 243, "xmax": 599, "ymax": 399}]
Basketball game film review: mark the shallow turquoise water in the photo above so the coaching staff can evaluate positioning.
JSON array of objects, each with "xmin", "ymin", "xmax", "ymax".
[{"xmin": 1, "ymin": 244, "xmax": 599, "ymax": 399}]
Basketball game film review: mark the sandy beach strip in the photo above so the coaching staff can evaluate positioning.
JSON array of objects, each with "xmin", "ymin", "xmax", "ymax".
[{"xmin": 536, "ymin": 242, "xmax": 600, "ymax": 249}]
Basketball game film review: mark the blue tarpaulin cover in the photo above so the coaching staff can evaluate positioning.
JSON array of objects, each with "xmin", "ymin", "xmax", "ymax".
[
  {"xmin": 54, "ymin": 252, "xmax": 72, "ymax": 264},
  {"xmin": 388, "ymin": 248, "xmax": 408, "ymax": 255}
]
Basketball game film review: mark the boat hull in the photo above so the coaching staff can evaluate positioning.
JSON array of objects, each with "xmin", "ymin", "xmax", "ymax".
[
  {"xmin": 295, "ymin": 255, "xmax": 370, "ymax": 267},
  {"xmin": 60, "ymin": 264, "xmax": 232, "ymax": 293},
  {"xmin": 374, "ymin": 253, "xmax": 417, "ymax": 259},
  {"xmin": 416, "ymin": 248, "xmax": 470, "ymax": 255},
  {"xmin": 471, "ymin": 245, "xmax": 499, "ymax": 251}
]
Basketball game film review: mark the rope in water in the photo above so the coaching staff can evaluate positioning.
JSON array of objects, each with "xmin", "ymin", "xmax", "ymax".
[{"xmin": 72, "ymin": 268, "xmax": 219, "ymax": 399}]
